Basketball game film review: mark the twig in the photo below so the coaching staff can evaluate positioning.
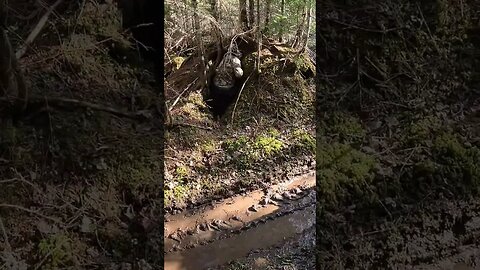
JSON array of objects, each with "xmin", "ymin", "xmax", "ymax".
[
  {"xmin": 15, "ymin": 0, "xmax": 64, "ymax": 59},
  {"xmin": 324, "ymin": 17, "xmax": 404, "ymax": 34},
  {"xmin": 168, "ymin": 122, "xmax": 212, "ymax": 131},
  {"xmin": 0, "ymin": 178, "xmax": 17, "ymax": 184},
  {"xmin": 168, "ymin": 78, "xmax": 198, "ymax": 111},
  {"xmin": 0, "ymin": 203, "xmax": 60, "ymax": 223},
  {"xmin": 33, "ymin": 233, "xmax": 68, "ymax": 270},
  {"xmin": 416, "ymin": 3, "xmax": 441, "ymax": 56},
  {"xmin": 230, "ymin": 72, "xmax": 253, "ymax": 124},
  {"xmin": 0, "ymin": 96, "xmax": 152, "ymax": 120}
]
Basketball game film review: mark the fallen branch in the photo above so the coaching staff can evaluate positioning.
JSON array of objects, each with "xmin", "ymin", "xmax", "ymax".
[
  {"xmin": 15, "ymin": 0, "xmax": 63, "ymax": 59},
  {"xmin": 168, "ymin": 78, "xmax": 198, "ymax": 111},
  {"xmin": 0, "ymin": 203, "xmax": 61, "ymax": 223},
  {"xmin": 231, "ymin": 71, "xmax": 254, "ymax": 124},
  {"xmin": 168, "ymin": 122, "xmax": 213, "ymax": 130},
  {"xmin": 0, "ymin": 96, "xmax": 153, "ymax": 120}
]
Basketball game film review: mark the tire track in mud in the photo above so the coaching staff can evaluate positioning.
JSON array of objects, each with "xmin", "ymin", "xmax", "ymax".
[{"xmin": 164, "ymin": 171, "xmax": 316, "ymax": 270}]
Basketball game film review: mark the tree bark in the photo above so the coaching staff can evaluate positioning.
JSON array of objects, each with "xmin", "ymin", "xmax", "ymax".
[
  {"xmin": 299, "ymin": 1, "xmax": 312, "ymax": 53},
  {"xmin": 292, "ymin": 1, "xmax": 307, "ymax": 48},
  {"xmin": 192, "ymin": 0, "xmax": 207, "ymax": 91},
  {"xmin": 239, "ymin": 0, "xmax": 248, "ymax": 31},
  {"xmin": 256, "ymin": 0, "xmax": 261, "ymax": 73},
  {"xmin": 279, "ymin": 0, "xmax": 285, "ymax": 42},
  {"xmin": 264, "ymin": 0, "xmax": 272, "ymax": 33},
  {"xmin": 248, "ymin": 0, "xmax": 254, "ymax": 29}
]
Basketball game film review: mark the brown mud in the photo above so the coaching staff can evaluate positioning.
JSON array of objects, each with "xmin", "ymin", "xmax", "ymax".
[
  {"xmin": 319, "ymin": 196, "xmax": 480, "ymax": 269},
  {"xmin": 164, "ymin": 172, "xmax": 316, "ymax": 270}
]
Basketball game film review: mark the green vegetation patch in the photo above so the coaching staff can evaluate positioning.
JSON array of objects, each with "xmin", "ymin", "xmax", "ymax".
[
  {"xmin": 37, "ymin": 234, "xmax": 74, "ymax": 270},
  {"xmin": 223, "ymin": 129, "xmax": 286, "ymax": 169},
  {"xmin": 317, "ymin": 141, "xmax": 377, "ymax": 207},
  {"xmin": 430, "ymin": 132, "xmax": 480, "ymax": 191},
  {"xmin": 322, "ymin": 112, "xmax": 366, "ymax": 144}
]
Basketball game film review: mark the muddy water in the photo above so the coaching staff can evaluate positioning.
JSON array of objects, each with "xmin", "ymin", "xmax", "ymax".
[
  {"xmin": 164, "ymin": 171, "xmax": 315, "ymax": 237},
  {"xmin": 164, "ymin": 172, "xmax": 315, "ymax": 269},
  {"xmin": 165, "ymin": 172, "xmax": 315, "ymax": 253},
  {"xmin": 164, "ymin": 205, "xmax": 315, "ymax": 270}
]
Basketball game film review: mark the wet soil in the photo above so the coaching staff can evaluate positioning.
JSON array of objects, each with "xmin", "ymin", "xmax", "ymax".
[
  {"xmin": 164, "ymin": 172, "xmax": 316, "ymax": 270},
  {"xmin": 318, "ymin": 195, "xmax": 480, "ymax": 269}
]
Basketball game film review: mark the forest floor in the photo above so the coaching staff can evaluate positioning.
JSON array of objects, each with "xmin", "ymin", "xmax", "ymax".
[
  {"xmin": 163, "ymin": 42, "xmax": 316, "ymax": 269},
  {"xmin": 0, "ymin": 1, "xmax": 316, "ymax": 269},
  {"xmin": 318, "ymin": 1, "xmax": 480, "ymax": 269}
]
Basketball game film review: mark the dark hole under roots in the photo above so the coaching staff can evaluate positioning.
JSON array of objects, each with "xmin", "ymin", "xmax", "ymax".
[{"xmin": 204, "ymin": 77, "xmax": 244, "ymax": 118}]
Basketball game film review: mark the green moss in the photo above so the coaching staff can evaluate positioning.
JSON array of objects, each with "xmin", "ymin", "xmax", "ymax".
[
  {"xmin": 175, "ymin": 165, "xmax": 189, "ymax": 179},
  {"xmin": 75, "ymin": 1, "xmax": 124, "ymax": 40},
  {"xmin": 200, "ymin": 139, "xmax": 217, "ymax": 154},
  {"xmin": 414, "ymin": 160, "xmax": 437, "ymax": 176},
  {"xmin": 431, "ymin": 132, "xmax": 480, "ymax": 190},
  {"xmin": 255, "ymin": 134, "xmax": 283, "ymax": 156},
  {"xmin": 293, "ymin": 53, "xmax": 316, "ymax": 74},
  {"xmin": 37, "ymin": 234, "xmax": 73, "ymax": 269},
  {"xmin": 164, "ymin": 183, "xmax": 189, "ymax": 206},
  {"xmin": 323, "ymin": 112, "xmax": 366, "ymax": 143},
  {"xmin": 406, "ymin": 115, "xmax": 443, "ymax": 145},
  {"xmin": 317, "ymin": 142, "xmax": 376, "ymax": 206},
  {"xmin": 223, "ymin": 136, "xmax": 250, "ymax": 154},
  {"xmin": 292, "ymin": 129, "xmax": 315, "ymax": 152},
  {"xmin": 222, "ymin": 131, "xmax": 286, "ymax": 169}
]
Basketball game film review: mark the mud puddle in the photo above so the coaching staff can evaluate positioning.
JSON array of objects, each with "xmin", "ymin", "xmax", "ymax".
[{"xmin": 164, "ymin": 171, "xmax": 316, "ymax": 270}]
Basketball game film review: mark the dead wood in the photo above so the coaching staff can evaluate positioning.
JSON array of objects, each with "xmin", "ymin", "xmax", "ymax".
[{"xmin": 0, "ymin": 96, "xmax": 154, "ymax": 121}]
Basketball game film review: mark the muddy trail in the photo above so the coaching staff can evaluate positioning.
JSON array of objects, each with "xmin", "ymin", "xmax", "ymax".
[{"xmin": 164, "ymin": 172, "xmax": 316, "ymax": 270}]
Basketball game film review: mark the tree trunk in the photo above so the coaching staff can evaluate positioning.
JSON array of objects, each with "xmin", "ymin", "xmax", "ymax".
[
  {"xmin": 279, "ymin": 0, "xmax": 285, "ymax": 42},
  {"xmin": 192, "ymin": 0, "xmax": 207, "ymax": 91},
  {"xmin": 264, "ymin": 0, "xmax": 271, "ymax": 33},
  {"xmin": 248, "ymin": 0, "xmax": 254, "ymax": 29},
  {"xmin": 299, "ymin": 1, "xmax": 312, "ymax": 53},
  {"xmin": 209, "ymin": 0, "xmax": 218, "ymax": 20},
  {"xmin": 256, "ymin": 0, "xmax": 261, "ymax": 73},
  {"xmin": 239, "ymin": 0, "xmax": 248, "ymax": 31},
  {"xmin": 292, "ymin": 1, "xmax": 307, "ymax": 48}
]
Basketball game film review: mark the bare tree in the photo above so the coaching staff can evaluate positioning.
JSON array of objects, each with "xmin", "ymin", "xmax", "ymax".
[
  {"xmin": 292, "ymin": 0, "xmax": 307, "ymax": 48},
  {"xmin": 256, "ymin": 0, "xmax": 261, "ymax": 73},
  {"xmin": 239, "ymin": 0, "xmax": 248, "ymax": 31},
  {"xmin": 299, "ymin": 0, "xmax": 312, "ymax": 53},
  {"xmin": 192, "ymin": 0, "xmax": 207, "ymax": 90},
  {"xmin": 264, "ymin": 0, "xmax": 272, "ymax": 32},
  {"xmin": 279, "ymin": 0, "xmax": 285, "ymax": 42},
  {"xmin": 248, "ymin": 0, "xmax": 254, "ymax": 29}
]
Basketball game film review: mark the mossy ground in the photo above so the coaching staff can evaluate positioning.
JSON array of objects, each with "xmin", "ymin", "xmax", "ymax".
[
  {"xmin": 318, "ymin": 0, "xmax": 480, "ymax": 266},
  {"xmin": 165, "ymin": 54, "xmax": 315, "ymax": 209},
  {"xmin": 1, "ymin": 1, "xmax": 162, "ymax": 268}
]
